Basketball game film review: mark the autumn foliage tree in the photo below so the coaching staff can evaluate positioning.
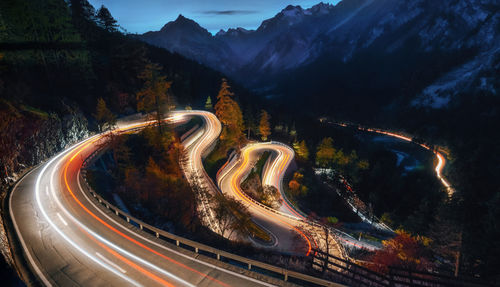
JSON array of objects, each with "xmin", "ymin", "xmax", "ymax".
[
  {"xmin": 367, "ymin": 229, "xmax": 432, "ymax": 273},
  {"xmin": 316, "ymin": 137, "xmax": 336, "ymax": 167},
  {"xmin": 258, "ymin": 109, "xmax": 271, "ymax": 141},
  {"xmin": 137, "ymin": 62, "xmax": 173, "ymax": 134},
  {"xmin": 293, "ymin": 140, "xmax": 309, "ymax": 160},
  {"xmin": 288, "ymin": 172, "xmax": 308, "ymax": 197},
  {"xmin": 113, "ymin": 126, "xmax": 197, "ymax": 230},
  {"xmin": 214, "ymin": 79, "xmax": 244, "ymax": 146}
]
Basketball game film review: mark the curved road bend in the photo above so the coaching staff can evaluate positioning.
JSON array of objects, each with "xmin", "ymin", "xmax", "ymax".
[
  {"xmin": 9, "ymin": 114, "xmax": 277, "ymax": 286},
  {"xmin": 217, "ymin": 142, "xmax": 378, "ymax": 258},
  {"xmin": 173, "ymin": 110, "xmax": 223, "ymax": 235},
  {"xmin": 217, "ymin": 143, "xmax": 318, "ymax": 256}
]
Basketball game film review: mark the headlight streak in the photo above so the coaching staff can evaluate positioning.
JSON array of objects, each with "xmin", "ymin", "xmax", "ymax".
[
  {"xmin": 15, "ymin": 111, "xmax": 282, "ymax": 287},
  {"xmin": 227, "ymin": 146, "xmax": 314, "ymax": 256},
  {"xmin": 75, "ymin": 171, "xmax": 277, "ymax": 287},
  {"xmin": 359, "ymin": 127, "xmax": 454, "ymax": 196},
  {"xmin": 220, "ymin": 142, "xmax": 379, "ymax": 254},
  {"xmin": 56, "ymin": 116, "xmax": 233, "ymax": 287},
  {"xmin": 34, "ymin": 135, "xmax": 143, "ymax": 287},
  {"xmin": 48, "ymin": 147, "xmax": 195, "ymax": 287}
]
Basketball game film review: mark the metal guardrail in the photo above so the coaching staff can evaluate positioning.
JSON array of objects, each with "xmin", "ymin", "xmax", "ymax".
[
  {"xmin": 313, "ymin": 249, "xmax": 488, "ymax": 287},
  {"xmin": 216, "ymin": 141, "xmax": 355, "ymax": 260},
  {"xmin": 80, "ymin": 130, "xmax": 344, "ymax": 287}
]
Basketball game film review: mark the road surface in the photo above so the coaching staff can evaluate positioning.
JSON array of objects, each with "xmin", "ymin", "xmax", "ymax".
[
  {"xmin": 217, "ymin": 142, "xmax": 379, "ymax": 257},
  {"xmin": 9, "ymin": 113, "xmax": 277, "ymax": 286}
]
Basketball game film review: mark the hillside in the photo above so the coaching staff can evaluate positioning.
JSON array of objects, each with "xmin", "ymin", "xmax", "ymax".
[{"xmin": 0, "ymin": 0, "xmax": 239, "ymax": 283}]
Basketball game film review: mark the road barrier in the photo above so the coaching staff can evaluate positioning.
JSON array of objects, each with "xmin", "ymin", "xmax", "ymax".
[
  {"xmin": 311, "ymin": 249, "xmax": 488, "ymax": 287},
  {"xmin": 79, "ymin": 124, "xmax": 487, "ymax": 287},
  {"xmin": 81, "ymin": 135, "xmax": 344, "ymax": 287}
]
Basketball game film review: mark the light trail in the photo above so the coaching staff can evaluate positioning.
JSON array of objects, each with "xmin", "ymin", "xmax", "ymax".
[
  {"xmin": 218, "ymin": 141, "xmax": 380, "ymax": 255},
  {"xmin": 51, "ymin": 135, "xmax": 196, "ymax": 286},
  {"xmin": 356, "ymin": 126, "xmax": 454, "ymax": 196},
  {"xmin": 220, "ymin": 143, "xmax": 314, "ymax": 256},
  {"xmin": 33, "ymin": 136, "xmax": 144, "ymax": 287},
  {"xmin": 57, "ymin": 118, "xmax": 230, "ymax": 287},
  {"xmin": 10, "ymin": 111, "xmax": 283, "ymax": 286}
]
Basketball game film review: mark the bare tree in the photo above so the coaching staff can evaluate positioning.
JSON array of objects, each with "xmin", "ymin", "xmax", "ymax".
[{"xmin": 213, "ymin": 193, "xmax": 252, "ymax": 239}]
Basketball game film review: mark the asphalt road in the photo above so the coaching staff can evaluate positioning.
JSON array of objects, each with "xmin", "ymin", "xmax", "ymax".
[
  {"xmin": 217, "ymin": 142, "xmax": 317, "ymax": 256},
  {"xmin": 216, "ymin": 141, "xmax": 379, "ymax": 258},
  {"xmin": 9, "ymin": 112, "xmax": 277, "ymax": 287}
]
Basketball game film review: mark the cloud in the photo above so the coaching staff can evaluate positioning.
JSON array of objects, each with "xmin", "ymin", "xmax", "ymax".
[{"xmin": 201, "ymin": 10, "xmax": 258, "ymax": 16}]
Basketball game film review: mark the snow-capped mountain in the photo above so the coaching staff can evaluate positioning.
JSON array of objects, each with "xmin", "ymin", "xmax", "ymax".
[{"xmin": 139, "ymin": 0, "xmax": 499, "ymax": 109}]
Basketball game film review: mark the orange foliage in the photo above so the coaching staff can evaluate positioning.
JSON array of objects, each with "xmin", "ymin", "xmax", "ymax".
[{"xmin": 367, "ymin": 230, "xmax": 432, "ymax": 273}]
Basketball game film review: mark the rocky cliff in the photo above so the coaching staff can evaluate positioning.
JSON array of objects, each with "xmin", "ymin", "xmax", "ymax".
[{"xmin": 0, "ymin": 100, "xmax": 89, "ymax": 283}]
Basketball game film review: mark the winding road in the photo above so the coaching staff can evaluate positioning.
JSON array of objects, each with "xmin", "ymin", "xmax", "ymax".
[
  {"xmin": 11, "ymin": 109, "xmax": 390, "ymax": 286},
  {"xmin": 9, "ymin": 112, "xmax": 279, "ymax": 286},
  {"xmin": 216, "ymin": 141, "xmax": 378, "ymax": 257}
]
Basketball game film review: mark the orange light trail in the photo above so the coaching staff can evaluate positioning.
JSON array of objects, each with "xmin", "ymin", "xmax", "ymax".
[
  {"xmin": 80, "ymin": 227, "xmax": 176, "ymax": 287},
  {"xmin": 62, "ymin": 125, "xmax": 231, "ymax": 287},
  {"xmin": 231, "ymin": 148, "xmax": 313, "ymax": 256}
]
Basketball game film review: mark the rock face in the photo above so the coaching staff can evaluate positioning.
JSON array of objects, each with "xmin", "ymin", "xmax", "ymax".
[
  {"xmin": 0, "ymin": 101, "xmax": 89, "ymax": 283},
  {"xmin": 0, "ymin": 103, "xmax": 89, "ymax": 187},
  {"xmin": 139, "ymin": 0, "xmax": 499, "ymax": 108}
]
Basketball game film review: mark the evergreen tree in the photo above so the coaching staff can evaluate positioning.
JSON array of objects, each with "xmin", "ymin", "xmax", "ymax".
[
  {"xmin": 258, "ymin": 109, "xmax": 271, "ymax": 141},
  {"xmin": 204, "ymin": 96, "xmax": 213, "ymax": 111},
  {"xmin": 69, "ymin": 0, "xmax": 96, "ymax": 36},
  {"xmin": 93, "ymin": 97, "xmax": 115, "ymax": 131},
  {"xmin": 96, "ymin": 5, "xmax": 118, "ymax": 32}
]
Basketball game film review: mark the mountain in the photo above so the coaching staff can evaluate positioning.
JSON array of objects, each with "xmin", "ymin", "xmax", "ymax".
[
  {"xmin": 141, "ymin": 15, "xmax": 238, "ymax": 73},
  {"xmin": 139, "ymin": 0, "xmax": 499, "ymax": 113}
]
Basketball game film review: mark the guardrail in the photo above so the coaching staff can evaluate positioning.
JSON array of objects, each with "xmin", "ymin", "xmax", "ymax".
[
  {"xmin": 80, "ymin": 128, "xmax": 344, "ymax": 287},
  {"xmin": 215, "ymin": 141, "xmax": 355, "ymax": 260},
  {"xmin": 312, "ymin": 249, "xmax": 488, "ymax": 287}
]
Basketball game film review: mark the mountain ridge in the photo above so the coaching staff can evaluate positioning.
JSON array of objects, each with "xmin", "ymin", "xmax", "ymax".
[{"xmin": 138, "ymin": 0, "xmax": 499, "ymax": 111}]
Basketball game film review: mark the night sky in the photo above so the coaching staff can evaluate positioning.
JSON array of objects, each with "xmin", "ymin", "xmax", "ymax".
[{"xmin": 88, "ymin": 0, "xmax": 340, "ymax": 34}]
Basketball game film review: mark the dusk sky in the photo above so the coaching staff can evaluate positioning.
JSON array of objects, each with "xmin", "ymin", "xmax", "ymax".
[{"xmin": 88, "ymin": 0, "xmax": 341, "ymax": 34}]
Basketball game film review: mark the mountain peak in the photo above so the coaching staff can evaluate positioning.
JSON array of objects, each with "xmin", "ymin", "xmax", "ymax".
[
  {"xmin": 172, "ymin": 14, "xmax": 196, "ymax": 25},
  {"xmin": 160, "ymin": 14, "xmax": 210, "ymax": 37}
]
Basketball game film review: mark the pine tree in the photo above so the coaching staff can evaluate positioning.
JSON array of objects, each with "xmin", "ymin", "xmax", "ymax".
[
  {"xmin": 136, "ymin": 62, "xmax": 172, "ymax": 134},
  {"xmin": 204, "ymin": 96, "xmax": 213, "ymax": 111},
  {"xmin": 69, "ymin": 0, "xmax": 96, "ymax": 37},
  {"xmin": 258, "ymin": 110, "xmax": 271, "ymax": 141},
  {"xmin": 96, "ymin": 5, "xmax": 118, "ymax": 32},
  {"xmin": 214, "ymin": 79, "xmax": 244, "ymax": 145},
  {"xmin": 93, "ymin": 97, "xmax": 116, "ymax": 132}
]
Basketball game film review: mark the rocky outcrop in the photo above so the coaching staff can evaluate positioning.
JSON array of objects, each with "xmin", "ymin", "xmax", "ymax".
[
  {"xmin": 0, "ymin": 102, "xmax": 89, "ymax": 186},
  {"xmin": 0, "ymin": 100, "xmax": 89, "ymax": 279}
]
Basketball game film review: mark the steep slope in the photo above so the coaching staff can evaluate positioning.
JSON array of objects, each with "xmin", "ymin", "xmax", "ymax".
[{"xmin": 138, "ymin": 0, "xmax": 499, "ymax": 110}]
